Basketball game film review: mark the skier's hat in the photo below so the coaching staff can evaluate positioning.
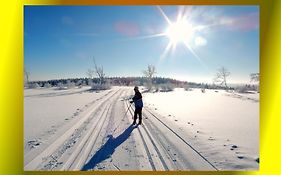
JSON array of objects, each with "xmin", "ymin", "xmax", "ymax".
[{"xmin": 134, "ymin": 86, "xmax": 139, "ymax": 90}]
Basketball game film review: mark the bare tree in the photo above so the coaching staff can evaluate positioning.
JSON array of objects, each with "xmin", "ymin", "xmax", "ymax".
[
  {"xmin": 24, "ymin": 67, "xmax": 30, "ymax": 87},
  {"xmin": 250, "ymin": 73, "xmax": 259, "ymax": 92},
  {"xmin": 213, "ymin": 66, "xmax": 230, "ymax": 89},
  {"xmin": 143, "ymin": 65, "xmax": 156, "ymax": 79},
  {"xmin": 86, "ymin": 69, "xmax": 95, "ymax": 79},
  {"xmin": 86, "ymin": 57, "xmax": 106, "ymax": 85},
  {"xmin": 143, "ymin": 65, "xmax": 156, "ymax": 90},
  {"xmin": 93, "ymin": 58, "xmax": 105, "ymax": 85},
  {"xmin": 250, "ymin": 73, "xmax": 259, "ymax": 83}
]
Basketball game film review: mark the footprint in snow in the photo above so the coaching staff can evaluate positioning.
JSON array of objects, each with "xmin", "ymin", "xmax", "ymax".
[
  {"xmin": 27, "ymin": 139, "xmax": 42, "ymax": 148},
  {"xmin": 47, "ymin": 129, "xmax": 56, "ymax": 135},
  {"xmin": 237, "ymin": 156, "xmax": 244, "ymax": 159}
]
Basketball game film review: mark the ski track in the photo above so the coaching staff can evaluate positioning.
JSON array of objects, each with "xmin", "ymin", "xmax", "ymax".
[
  {"xmin": 24, "ymin": 87, "xmax": 219, "ymax": 171},
  {"xmin": 24, "ymin": 88, "xmax": 122, "ymax": 170},
  {"xmin": 143, "ymin": 107, "xmax": 218, "ymax": 170},
  {"xmin": 124, "ymin": 101, "xmax": 217, "ymax": 171},
  {"xmin": 24, "ymin": 89, "xmax": 114, "ymax": 156}
]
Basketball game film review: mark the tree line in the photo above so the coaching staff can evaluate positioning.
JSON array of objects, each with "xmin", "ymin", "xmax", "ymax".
[{"xmin": 24, "ymin": 58, "xmax": 259, "ymax": 92}]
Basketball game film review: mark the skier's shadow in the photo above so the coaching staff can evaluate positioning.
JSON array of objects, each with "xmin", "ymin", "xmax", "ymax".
[{"xmin": 82, "ymin": 124, "xmax": 137, "ymax": 171}]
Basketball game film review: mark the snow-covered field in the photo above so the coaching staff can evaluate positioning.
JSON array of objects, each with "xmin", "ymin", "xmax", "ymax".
[
  {"xmin": 24, "ymin": 86, "xmax": 259, "ymax": 171},
  {"xmin": 144, "ymin": 88, "xmax": 259, "ymax": 170}
]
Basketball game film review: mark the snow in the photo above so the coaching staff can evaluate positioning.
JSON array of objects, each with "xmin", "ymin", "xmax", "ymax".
[
  {"xmin": 24, "ymin": 86, "xmax": 259, "ymax": 171},
  {"xmin": 144, "ymin": 88, "xmax": 259, "ymax": 170},
  {"xmin": 24, "ymin": 86, "xmax": 113, "ymax": 141}
]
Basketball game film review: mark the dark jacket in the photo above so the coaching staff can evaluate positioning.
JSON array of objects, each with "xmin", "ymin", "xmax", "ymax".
[{"xmin": 132, "ymin": 91, "xmax": 143, "ymax": 108}]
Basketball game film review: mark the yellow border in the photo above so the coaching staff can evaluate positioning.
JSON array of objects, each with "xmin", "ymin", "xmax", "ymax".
[{"xmin": 1, "ymin": 0, "xmax": 280, "ymax": 175}]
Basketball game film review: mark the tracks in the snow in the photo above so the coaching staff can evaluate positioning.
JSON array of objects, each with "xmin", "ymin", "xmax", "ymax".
[
  {"xmin": 124, "ymin": 101, "xmax": 218, "ymax": 171},
  {"xmin": 24, "ymin": 88, "xmax": 124, "ymax": 170},
  {"xmin": 25, "ymin": 87, "xmax": 219, "ymax": 171},
  {"xmin": 60, "ymin": 103, "xmax": 112, "ymax": 170},
  {"xmin": 144, "ymin": 108, "xmax": 219, "ymax": 170}
]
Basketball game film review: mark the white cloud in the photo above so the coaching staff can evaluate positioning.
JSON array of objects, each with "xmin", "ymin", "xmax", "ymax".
[{"xmin": 194, "ymin": 36, "xmax": 207, "ymax": 46}]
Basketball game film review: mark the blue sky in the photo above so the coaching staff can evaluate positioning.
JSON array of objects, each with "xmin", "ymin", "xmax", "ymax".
[{"xmin": 24, "ymin": 6, "xmax": 259, "ymax": 83}]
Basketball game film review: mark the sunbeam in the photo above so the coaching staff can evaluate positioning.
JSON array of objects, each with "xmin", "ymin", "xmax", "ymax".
[
  {"xmin": 122, "ymin": 33, "xmax": 167, "ymax": 41},
  {"xmin": 160, "ymin": 42, "xmax": 173, "ymax": 61},
  {"xmin": 157, "ymin": 6, "xmax": 206, "ymax": 67},
  {"xmin": 183, "ymin": 40, "xmax": 209, "ymax": 70},
  {"xmin": 157, "ymin": 6, "xmax": 172, "ymax": 25}
]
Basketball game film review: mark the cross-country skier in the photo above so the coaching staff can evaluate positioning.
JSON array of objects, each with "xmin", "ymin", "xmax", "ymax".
[{"xmin": 130, "ymin": 86, "xmax": 143, "ymax": 125}]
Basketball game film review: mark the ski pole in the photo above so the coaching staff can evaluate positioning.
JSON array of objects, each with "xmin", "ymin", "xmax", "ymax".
[
  {"xmin": 112, "ymin": 102, "xmax": 133, "ymax": 134},
  {"xmin": 124, "ymin": 102, "xmax": 132, "ymax": 116}
]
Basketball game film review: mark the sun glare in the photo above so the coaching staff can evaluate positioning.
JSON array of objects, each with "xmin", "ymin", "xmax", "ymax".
[
  {"xmin": 165, "ymin": 19, "xmax": 194, "ymax": 45},
  {"xmin": 131, "ymin": 6, "xmax": 205, "ymax": 64}
]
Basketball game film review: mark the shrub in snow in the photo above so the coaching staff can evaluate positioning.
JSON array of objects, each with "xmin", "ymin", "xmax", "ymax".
[
  {"xmin": 82, "ymin": 81, "xmax": 87, "ymax": 86},
  {"xmin": 146, "ymin": 83, "xmax": 175, "ymax": 92},
  {"xmin": 91, "ymin": 83, "xmax": 111, "ymax": 91},
  {"xmin": 88, "ymin": 79, "xmax": 93, "ymax": 86},
  {"xmin": 235, "ymin": 84, "xmax": 259, "ymax": 94},
  {"xmin": 66, "ymin": 80, "xmax": 75, "ymax": 89},
  {"xmin": 156, "ymin": 83, "xmax": 174, "ymax": 92},
  {"xmin": 183, "ymin": 84, "xmax": 190, "ymax": 91},
  {"xmin": 75, "ymin": 80, "xmax": 82, "ymax": 87},
  {"xmin": 235, "ymin": 85, "xmax": 252, "ymax": 93},
  {"xmin": 57, "ymin": 82, "xmax": 67, "ymax": 90},
  {"xmin": 256, "ymin": 85, "xmax": 260, "ymax": 93},
  {"xmin": 163, "ymin": 83, "xmax": 175, "ymax": 92},
  {"xmin": 144, "ymin": 82, "xmax": 153, "ymax": 91},
  {"xmin": 28, "ymin": 83, "xmax": 40, "ymax": 89},
  {"xmin": 130, "ymin": 81, "xmax": 140, "ymax": 87},
  {"xmin": 43, "ymin": 83, "xmax": 52, "ymax": 88},
  {"xmin": 154, "ymin": 84, "xmax": 160, "ymax": 92}
]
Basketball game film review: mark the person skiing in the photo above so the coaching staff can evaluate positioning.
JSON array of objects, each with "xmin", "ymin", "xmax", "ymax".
[{"xmin": 130, "ymin": 86, "xmax": 143, "ymax": 125}]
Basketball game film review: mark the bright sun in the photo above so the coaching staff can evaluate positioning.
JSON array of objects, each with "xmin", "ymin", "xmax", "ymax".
[{"xmin": 165, "ymin": 19, "xmax": 194, "ymax": 45}]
